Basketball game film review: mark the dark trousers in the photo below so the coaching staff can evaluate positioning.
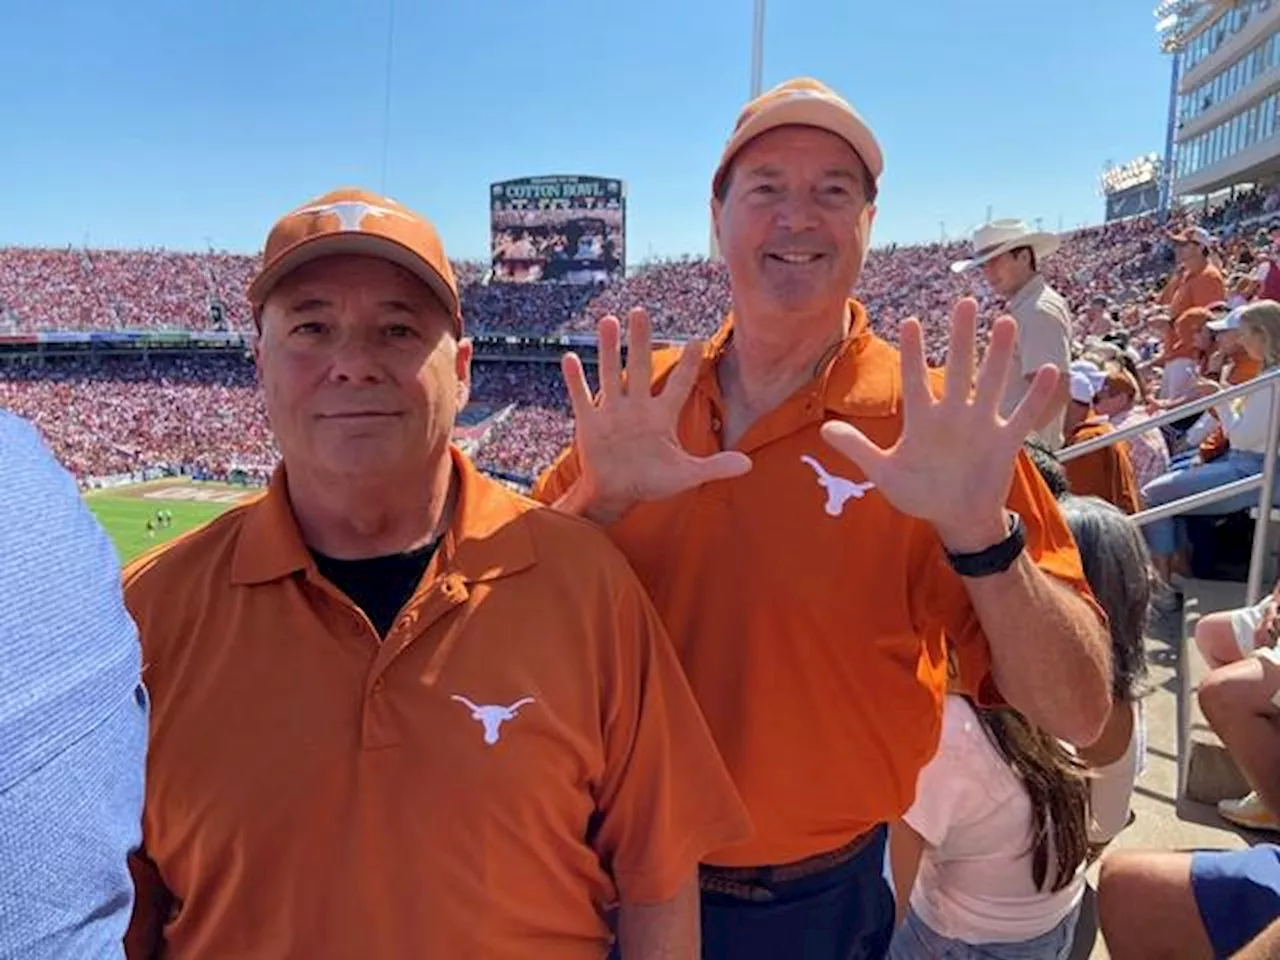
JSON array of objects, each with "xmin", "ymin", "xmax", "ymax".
[
  {"xmin": 700, "ymin": 826, "xmax": 893, "ymax": 960},
  {"xmin": 606, "ymin": 827, "xmax": 893, "ymax": 959}
]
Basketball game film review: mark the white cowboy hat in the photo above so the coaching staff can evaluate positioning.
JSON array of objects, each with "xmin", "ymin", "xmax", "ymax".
[{"xmin": 949, "ymin": 219, "xmax": 1061, "ymax": 274}]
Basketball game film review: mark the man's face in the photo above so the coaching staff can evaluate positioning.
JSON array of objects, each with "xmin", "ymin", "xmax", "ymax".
[
  {"xmin": 1175, "ymin": 241, "xmax": 1205, "ymax": 267},
  {"xmin": 1093, "ymin": 383, "xmax": 1129, "ymax": 418},
  {"xmin": 979, "ymin": 250, "xmax": 1030, "ymax": 298},
  {"xmin": 255, "ymin": 254, "xmax": 471, "ymax": 483},
  {"xmin": 712, "ymin": 126, "xmax": 876, "ymax": 325}
]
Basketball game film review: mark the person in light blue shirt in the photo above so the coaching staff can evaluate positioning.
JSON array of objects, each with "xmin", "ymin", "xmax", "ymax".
[{"xmin": 0, "ymin": 411, "xmax": 147, "ymax": 959}]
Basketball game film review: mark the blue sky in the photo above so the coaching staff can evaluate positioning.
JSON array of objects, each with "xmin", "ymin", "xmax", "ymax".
[{"xmin": 0, "ymin": 0, "xmax": 1171, "ymax": 261}]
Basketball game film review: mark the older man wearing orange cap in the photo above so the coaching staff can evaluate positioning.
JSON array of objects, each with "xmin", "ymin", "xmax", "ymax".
[
  {"xmin": 535, "ymin": 80, "xmax": 1111, "ymax": 958},
  {"xmin": 121, "ymin": 188, "xmax": 750, "ymax": 960}
]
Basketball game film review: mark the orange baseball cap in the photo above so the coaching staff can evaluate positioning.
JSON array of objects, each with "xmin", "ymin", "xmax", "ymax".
[
  {"xmin": 248, "ymin": 187, "xmax": 461, "ymax": 333},
  {"xmin": 712, "ymin": 78, "xmax": 884, "ymax": 198}
]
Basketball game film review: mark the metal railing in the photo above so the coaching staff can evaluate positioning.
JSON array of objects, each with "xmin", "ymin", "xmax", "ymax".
[
  {"xmin": 1059, "ymin": 364, "xmax": 1280, "ymax": 605},
  {"xmin": 1057, "ymin": 365, "xmax": 1280, "ymax": 802}
]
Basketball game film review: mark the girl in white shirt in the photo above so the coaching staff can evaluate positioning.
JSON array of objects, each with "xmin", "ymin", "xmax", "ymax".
[{"xmin": 887, "ymin": 701, "xmax": 1090, "ymax": 959}]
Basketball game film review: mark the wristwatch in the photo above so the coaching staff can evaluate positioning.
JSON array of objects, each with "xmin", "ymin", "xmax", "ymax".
[{"xmin": 944, "ymin": 511, "xmax": 1026, "ymax": 578}]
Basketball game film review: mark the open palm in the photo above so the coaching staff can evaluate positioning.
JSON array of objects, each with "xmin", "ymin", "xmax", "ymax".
[
  {"xmin": 821, "ymin": 298, "xmax": 1059, "ymax": 538},
  {"xmin": 561, "ymin": 308, "xmax": 751, "ymax": 517}
]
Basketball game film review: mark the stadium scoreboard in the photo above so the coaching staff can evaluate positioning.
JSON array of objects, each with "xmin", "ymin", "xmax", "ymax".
[
  {"xmin": 490, "ymin": 175, "xmax": 625, "ymax": 284},
  {"xmin": 1101, "ymin": 154, "xmax": 1161, "ymax": 223}
]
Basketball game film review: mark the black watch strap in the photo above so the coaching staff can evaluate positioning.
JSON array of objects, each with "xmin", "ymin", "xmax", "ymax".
[{"xmin": 944, "ymin": 511, "xmax": 1026, "ymax": 578}]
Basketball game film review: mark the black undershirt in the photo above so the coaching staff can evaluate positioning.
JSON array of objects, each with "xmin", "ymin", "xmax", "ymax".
[{"xmin": 311, "ymin": 541, "xmax": 439, "ymax": 639}]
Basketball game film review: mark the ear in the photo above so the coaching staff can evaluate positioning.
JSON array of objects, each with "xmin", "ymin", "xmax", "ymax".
[
  {"xmin": 455, "ymin": 337, "xmax": 474, "ymax": 409},
  {"xmin": 860, "ymin": 203, "xmax": 878, "ymax": 267}
]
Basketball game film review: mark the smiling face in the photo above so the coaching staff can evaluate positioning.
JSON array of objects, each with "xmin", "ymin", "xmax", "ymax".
[
  {"xmin": 255, "ymin": 254, "xmax": 472, "ymax": 484},
  {"xmin": 712, "ymin": 125, "xmax": 876, "ymax": 333}
]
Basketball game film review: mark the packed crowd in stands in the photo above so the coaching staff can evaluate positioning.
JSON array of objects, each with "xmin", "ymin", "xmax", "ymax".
[
  {"xmin": 0, "ymin": 215, "xmax": 1183, "ymax": 357},
  {"xmin": 2, "ymin": 189, "xmax": 1279, "ymax": 486},
  {"xmin": 0, "ymin": 355, "xmax": 273, "ymax": 481}
]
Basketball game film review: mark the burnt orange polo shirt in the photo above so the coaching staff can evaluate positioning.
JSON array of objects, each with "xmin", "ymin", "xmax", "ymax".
[
  {"xmin": 1158, "ymin": 263, "xmax": 1226, "ymax": 318},
  {"xmin": 1063, "ymin": 417, "xmax": 1142, "ymax": 514},
  {"xmin": 533, "ymin": 299, "xmax": 1098, "ymax": 868},
  {"xmin": 122, "ymin": 450, "xmax": 749, "ymax": 960}
]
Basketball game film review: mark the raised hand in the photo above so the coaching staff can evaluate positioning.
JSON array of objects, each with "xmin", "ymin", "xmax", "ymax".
[
  {"xmin": 820, "ymin": 297, "xmax": 1061, "ymax": 551},
  {"xmin": 561, "ymin": 308, "xmax": 751, "ymax": 522}
]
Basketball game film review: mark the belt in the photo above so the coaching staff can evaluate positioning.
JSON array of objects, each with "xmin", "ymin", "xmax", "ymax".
[{"xmin": 698, "ymin": 829, "xmax": 880, "ymax": 902}]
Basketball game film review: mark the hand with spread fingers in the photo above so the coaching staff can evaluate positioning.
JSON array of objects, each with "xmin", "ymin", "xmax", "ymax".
[
  {"xmin": 821, "ymin": 297, "xmax": 1061, "ymax": 552},
  {"xmin": 560, "ymin": 308, "xmax": 752, "ymax": 523}
]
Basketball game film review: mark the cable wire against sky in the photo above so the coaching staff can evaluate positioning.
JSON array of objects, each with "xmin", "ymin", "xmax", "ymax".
[
  {"xmin": 380, "ymin": 0, "xmax": 397, "ymax": 193},
  {"xmin": 750, "ymin": 0, "xmax": 765, "ymax": 98}
]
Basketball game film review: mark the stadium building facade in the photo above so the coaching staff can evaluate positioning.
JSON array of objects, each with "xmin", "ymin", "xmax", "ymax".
[{"xmin": 1169, "ymin": 0, "xmax": 1280, "ymax": 198}]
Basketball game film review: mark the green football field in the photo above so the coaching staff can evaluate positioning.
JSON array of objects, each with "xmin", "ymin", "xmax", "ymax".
[{"xmin": 85, "ymin": 480, "xmax": 258, "ymax": 564}]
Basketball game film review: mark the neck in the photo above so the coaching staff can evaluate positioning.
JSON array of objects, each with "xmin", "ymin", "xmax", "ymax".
[
  {"xmin": 1008, "ymin": 272, "xmax": 1039, "ymax": 299},
  {"xmin": 720, "ymin": 301, "xmax": 851, "ymax": 413},
  {"xmin": 287, "ymin": 452, "xmax": 458, "ymax": 560}
]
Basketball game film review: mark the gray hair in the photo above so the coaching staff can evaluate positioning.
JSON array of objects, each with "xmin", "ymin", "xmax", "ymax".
[{"xmin": 1059, "ymin": 495, "xmax": 1151, "ymax": 702}]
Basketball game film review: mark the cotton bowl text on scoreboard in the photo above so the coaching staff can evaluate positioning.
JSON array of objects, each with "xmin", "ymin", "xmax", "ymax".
[{"xmin": 490, "ymin": 175, "xmax": 626, "ymax": 284}]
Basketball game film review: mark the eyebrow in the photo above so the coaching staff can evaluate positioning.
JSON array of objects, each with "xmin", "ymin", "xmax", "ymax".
[
  {"xmin": 284, "ymin": 294, "xmax": 420, "ymax": 312},
  {"xmin": 742, "ymin": 164, "xmax": 863, "ymax": 184}
]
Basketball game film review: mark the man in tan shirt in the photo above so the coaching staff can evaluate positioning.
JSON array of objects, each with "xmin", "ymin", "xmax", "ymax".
[{"xmin": 952, "ymin": 220, "xmax": 1072, "ymax": 449}]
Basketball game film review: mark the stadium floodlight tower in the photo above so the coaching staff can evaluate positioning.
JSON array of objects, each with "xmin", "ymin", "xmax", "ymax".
[
  {"xmin": 712, "ymin": 0, "xmax": 767, "ymax": 258},
  {"xmin": 1153, "ymin": 0, "xmax": 1213, "ymax": 215}
]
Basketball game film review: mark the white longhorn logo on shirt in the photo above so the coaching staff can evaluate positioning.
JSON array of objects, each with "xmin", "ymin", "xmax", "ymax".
[
  {"xmin": 450, "ymin": 695, "xmax": 536, "ymax": 746},
  {"xmin": 800, "ymin": 455, "xmax": 876, "ymax": 517}
]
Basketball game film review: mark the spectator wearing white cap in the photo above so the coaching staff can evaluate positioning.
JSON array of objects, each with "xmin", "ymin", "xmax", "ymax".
[
  {"xmin": 1060, "ymin": 361, "xmax": 1141, "ymax": 515},
  {"xmin": 1142, "ymin": 300, "xmax": 1280, "ymax": 583},
  {"xmin": 1090, "ymin": 361, "xmax": 1170, "ymax": 497},
  {"xmin": 1158, "ymin": 226, "xmax": 1226, "ymax": 321},
  {"xmin": 952, "ymin": 220, "xmax": 1072, "ymax": 450}
]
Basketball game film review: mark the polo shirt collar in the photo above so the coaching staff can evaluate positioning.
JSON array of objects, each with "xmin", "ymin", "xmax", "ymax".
[
  {"xmin": 230, "ymin": 448, "xmax": 535, "ymax": 587},
  {"xmin": 701, "ymin": 298, "xmax": 904, "ymax": 420}
]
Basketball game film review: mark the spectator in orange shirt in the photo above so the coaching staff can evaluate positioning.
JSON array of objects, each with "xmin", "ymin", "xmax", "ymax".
[
  {"xmin": 1157, "ymin": 226, "xmax": 1226, "ymax": 319},
  {"xmin": 535, "ymin": 78, "xmax": 1111, "ymax": 959},
  {"xmin": 1061, "ymin": 361, "xmax": 1142, "ymax": 514},
  {"xmin": 121, "ymin": 189, "xmax": 750, "ymax": 960}
]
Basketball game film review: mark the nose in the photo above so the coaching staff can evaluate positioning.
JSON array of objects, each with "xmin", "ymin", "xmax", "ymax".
[
  {"xmin": 326, "ymin": 327, "xmax": 385, "ymax": 384},
  {"xmin": 773, "ymin": 190, "xmax": 822, "ymax": 232}
]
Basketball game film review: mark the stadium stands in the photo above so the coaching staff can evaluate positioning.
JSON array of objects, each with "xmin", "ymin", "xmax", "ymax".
[{"xmin": 2, "ymin": 199, "xmax": 1274, "ymax": 487}]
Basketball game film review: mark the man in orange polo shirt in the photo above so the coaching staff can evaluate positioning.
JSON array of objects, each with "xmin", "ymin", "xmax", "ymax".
[
  {"xmin": 1158, "ymin": 225, "xmax": 1226, "ymax": 318},
  {"xmin": 534, "ymin": 79, "xmax": 1112, "ymax": 959},
  {"xmin": 122, "ymin": 188, "xmax": 750, "ymax": 960}
]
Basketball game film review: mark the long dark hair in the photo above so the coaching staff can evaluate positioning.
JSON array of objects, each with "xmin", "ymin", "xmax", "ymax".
[
  {"xmin": 1060, "ymin": 495, "xmax": 1152, "ymax": 702},
  {"xmin": 974, "ymin": 707, "xmax": 1091, "ymax": 892}
]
